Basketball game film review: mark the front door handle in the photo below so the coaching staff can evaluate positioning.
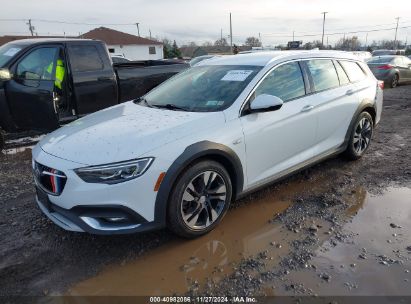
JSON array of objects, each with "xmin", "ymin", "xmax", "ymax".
[
  {"xmin": 301, "ymin": 105, "xmax": 314, "ymax": 112},
  {"xmin": 346, "ymin": 89, "xmax": 354, "ymax": 95}
]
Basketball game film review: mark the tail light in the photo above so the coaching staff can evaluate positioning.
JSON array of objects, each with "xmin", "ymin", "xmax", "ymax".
[
  {"xmin": 377, "ymin": 64, "xmax": 393, "ymax": 70},
  {"xmin": 378, "ymin": 80, "xmax": 384, "ymax": 90}
]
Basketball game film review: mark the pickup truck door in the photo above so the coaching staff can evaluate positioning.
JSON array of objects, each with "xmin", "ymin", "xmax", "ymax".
[
  {"xmin": 67, "ymin": 43, "xmax": 117, "ymax": 115},
  {"xmin": 5, "ymin": 46, "xmax": 60, "ymax": 131}
]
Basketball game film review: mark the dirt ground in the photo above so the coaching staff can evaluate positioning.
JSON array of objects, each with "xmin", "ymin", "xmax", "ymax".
[{"xmin": 0, "ymin": 84, "xmax": 410, "ymax": 298}]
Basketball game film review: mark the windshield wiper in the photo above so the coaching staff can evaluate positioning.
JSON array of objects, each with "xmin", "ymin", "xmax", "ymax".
[
  {"xmin": 134, "ymin": 97, "xmax": 152, "ymax": 107},
  {"xmin": 151, "ymin": 103, "xmax": 190, "ymax": 111}
]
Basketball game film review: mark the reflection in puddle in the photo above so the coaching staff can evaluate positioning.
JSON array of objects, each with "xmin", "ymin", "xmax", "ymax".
[
  {"xmin": 67, "ymin": 178, "xmax": 411, "ymax": 296},
  {"xmin": 68, "ymin": 178, "xmax": 326, "ymax": 296},
  {"xmin": 69, "ymin": 202, "xmax": 290, "ymax": 296}
]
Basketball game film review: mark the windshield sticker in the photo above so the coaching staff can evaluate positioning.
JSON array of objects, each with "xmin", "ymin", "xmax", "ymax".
[
  {"xmin": 206, "ymin": 100, "xmax": 225, "ymax": 106},
  {"xmin": 221, "ymin": 70, "xmax": 253, "ymax": 82},
  {"xmin": 3, "ymin": 48, "xmax": 21, "ymax": 57}
]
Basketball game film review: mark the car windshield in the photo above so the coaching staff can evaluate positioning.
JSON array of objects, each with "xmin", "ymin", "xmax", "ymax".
[
  {"xmin": 189, "ymin": 56, "xmax": 214, "ymax": 66},
  {"xmin": 367, "ymin": 56, "xmax": 394, "ymax": 64},
  {"xmin": 144, "ymin": 65, "xmax": 262, "ymax": 112},
  {"xmin": 0, "ymin": 43, "xmax": 23, "ymax": 67}
]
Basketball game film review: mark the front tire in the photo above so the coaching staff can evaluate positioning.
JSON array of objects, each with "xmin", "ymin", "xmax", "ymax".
[
  {"xmin": 167, "ymin": 160, "xmax": 232, "ymax": 238},
  {"xmin": 344, "ymin": 112, "xmax": 373, "ymax": 160}
]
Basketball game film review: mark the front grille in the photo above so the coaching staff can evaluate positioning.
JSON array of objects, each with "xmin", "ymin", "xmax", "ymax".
[{"xmin": 33, "ymin": 161, "xmax": 67, "ymax": 195}]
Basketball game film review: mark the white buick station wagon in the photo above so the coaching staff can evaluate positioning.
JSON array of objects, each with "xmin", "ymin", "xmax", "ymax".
[{"xmin": 33, "ymin": 51, "xmax": 383, "ymax": 238}]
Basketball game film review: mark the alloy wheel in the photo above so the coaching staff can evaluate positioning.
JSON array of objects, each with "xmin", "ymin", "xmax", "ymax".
[
  {"xmin": 392, "ymin": 74, "xmax": 398, "ymax": 88},
  {"xmin": 353, "ymin": 117, "xmax": 372, "ymax": 154},
  {"xmin": 180, "ymin": 170, "xmax": 227, "ymax": 230}
]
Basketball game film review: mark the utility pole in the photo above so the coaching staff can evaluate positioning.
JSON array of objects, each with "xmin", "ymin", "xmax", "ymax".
[
  {"xmin": 259, "ymin": 32, "xmax": 262, "ymax": 48},
  {"xmin": 221, "ymin": 28, "xmax": 223, "ymax": 41},
  {"xmin": 394, "ymin": 17, "xmax": 400, "ymax": 49},
  {"xmin": 321, "ymin": 12, "xmax": 328, "ymax": 49},
  {"xmin": 229, "ymin": 12, "xmax": 233, "ymax": 54},
  {"xmin": 365, "ymin": 33, "xmax": 368, "ymax": 49},
  {"xmin": 149, "ymin": 29, "xmax": 152, "ymax": 40},
  {"xmin": 293, "ymin": 30, "xmax": 295, "ymax": 41},
  {"xmin": 135, "ymin": 22, "xmax": 140, "ymax": 37},
  {"xmin": 27, "ymin": 19, "xmax": 34, "ymax": 36}
]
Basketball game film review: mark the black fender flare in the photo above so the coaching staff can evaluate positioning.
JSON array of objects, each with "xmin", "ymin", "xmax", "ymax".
[
  {"xmin": 342, "ymin": 99, "xmax": 376, "ymax": 149},
  {"xmin": 153, "ymin": 140, "xmax": 244, "ymax": 226}
]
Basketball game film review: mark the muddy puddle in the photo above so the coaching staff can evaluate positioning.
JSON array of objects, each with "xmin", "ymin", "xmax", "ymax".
[
  {"xmin": 67, "ymin": 178, "xmax": 328, "ymax": 296},
  {"xmin": 271, "ymin": 187, "xmax": 411, "ymax": 296},
  {"xmin": 67, "ymin": 181, "xmax": 411, "ymax": 296}
]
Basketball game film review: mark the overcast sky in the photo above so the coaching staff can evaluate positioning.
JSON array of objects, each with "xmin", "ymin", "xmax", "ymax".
[{"xmin": 1, "ymin": 0, "xmax": 410, "ymax": 46}]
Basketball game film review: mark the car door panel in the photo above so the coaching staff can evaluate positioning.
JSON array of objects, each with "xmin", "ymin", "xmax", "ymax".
[
  {"xmin": 310, "ymin": 86, "xmax": 359, "ymax": 154},
  {"xmin": 5, "ymin": 46, "xmax": 60, "ymax": 131},
  {"xmin": 67, "ymin": 43, "xmax": 117, "ymax": 115},
  {"xmin": 241, "ymin": 98, "xmax": 317, "ymax": 188},
  {"xmin": 306, "ymin": 59, "xmax": 363, "ymax": 155},
  {"xmin": 240, "ymin": 61, "xmax": 318, "ymax": 188}
]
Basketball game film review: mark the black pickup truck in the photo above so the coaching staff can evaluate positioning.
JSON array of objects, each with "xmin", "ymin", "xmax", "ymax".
[{"xmin": 0, "ymin": 38, "xmax": 189, "ymax": 148}]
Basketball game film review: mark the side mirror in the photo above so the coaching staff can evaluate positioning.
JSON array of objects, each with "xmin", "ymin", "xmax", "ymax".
[
  {"xmin": 0, "ymin": 68, "xmax": 11, "ymax": 81},
  {"xmin": 16, "ymin": 71, "xmax": 41, "ymax": 88},
  {"xmin": 250, "ymin": 94, "xmax": 284, "ymax": 112}
]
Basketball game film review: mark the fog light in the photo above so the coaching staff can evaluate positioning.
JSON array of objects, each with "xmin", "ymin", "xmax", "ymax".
[{"xmin": 104, "ymin": 216, "xmax": 128, "ymax": 223}]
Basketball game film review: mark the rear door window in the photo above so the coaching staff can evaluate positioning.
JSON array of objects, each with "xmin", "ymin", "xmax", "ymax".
[
  {"xmin": 306, "ymin": 59, "xmax": 339, "ymax": 92},
  {"xmin": 68, "ymin": 45, "xmax": 104, "ymax": 72},
  {"xmin": 339, "ymin": 61, "xmax": 366, "ymax": 83},
  {"xmin": 254, "ymin": 61, "xmax": 306, "ymax": 102}
]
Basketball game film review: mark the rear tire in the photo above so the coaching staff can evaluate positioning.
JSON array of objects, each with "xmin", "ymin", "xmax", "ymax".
[
  {"xmin": 167, "ymin": 160, "xmax": 232, "ymax": 238},
  {"xmin": 344, "ymin": 112, "xmax": 373, "ymax": 160},
  {"xmin": 389, "ymin": 74, "xmax": 399, "ymax": 88}
]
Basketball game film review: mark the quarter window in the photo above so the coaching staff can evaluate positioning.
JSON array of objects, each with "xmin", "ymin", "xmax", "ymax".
[
  {"xmin": 254, "ymin": 61, "xmax": 306, "ymax": 102},
  {"xmin": 339, "ymin": 61, "xmax": 366, "ymax": 83},
  {"xmin": 306, "ymin": 59, "xmax": 339, "ymax": 91},
  {"xmin": 68, "ymin": 45, "xmax": 104, "ymax": 72}
]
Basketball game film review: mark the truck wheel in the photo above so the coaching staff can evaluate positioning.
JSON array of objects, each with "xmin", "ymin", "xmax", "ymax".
[
  {"xmin": 167, "ymin": 160, "xmax": 233, "ymax": 238},
  {"xmin": 344, "ymin": 112, "xmax": 373, "ymax": 160}
]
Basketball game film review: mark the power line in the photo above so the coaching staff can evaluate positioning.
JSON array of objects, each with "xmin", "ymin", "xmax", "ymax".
[
  {"xmin": 0, "ymin": 18, "xmax": 135, "ymax": 26},
  {"xmin": 263, "ymin": 25, "xmax": 411, "ymax": 39}
]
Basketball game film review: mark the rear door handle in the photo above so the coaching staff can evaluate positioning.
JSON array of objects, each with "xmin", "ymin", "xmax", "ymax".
[
  {"xmin": 346, "ymin": 89, "xmax": 354, "ymax": 95},
  {"xmin": 301, "ymin": 105, "xmax": 314, "ymax": 112}
]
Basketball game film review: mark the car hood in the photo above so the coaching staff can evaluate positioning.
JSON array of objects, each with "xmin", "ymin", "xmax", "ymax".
[{"xmin": 39, "ymin": 101, "xmax": 226, "ymax": 165}]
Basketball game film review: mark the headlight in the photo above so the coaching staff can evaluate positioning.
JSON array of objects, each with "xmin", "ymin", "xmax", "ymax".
[{"xmin": 75, "ymin": 158, "xmax": 154, "ymax": 184}]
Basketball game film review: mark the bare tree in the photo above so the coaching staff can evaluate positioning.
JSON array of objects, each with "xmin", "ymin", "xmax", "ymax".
[
  {"xmin": 214, "ymin": 38, "xmax": 228, "ymax": 46},
  {"xmin": 303, "ymin": 40, "xmax": 322, "ymax": 50},
  {"xmin": 335, "ymin": 36, "xmax": 361, "ymax": 51},
  {"xmin": 244, "ymin": 36, "xmax": 262, "ymax": 47}
]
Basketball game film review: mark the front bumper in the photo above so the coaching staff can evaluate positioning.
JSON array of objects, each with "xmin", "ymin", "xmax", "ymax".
[
  {"xmin": 36, "ymin": 186, "xmax": 163, "ymax": 234},
  {"xmin": 32, "ymin": 145, "xmax": 167, "ymax": 234}
]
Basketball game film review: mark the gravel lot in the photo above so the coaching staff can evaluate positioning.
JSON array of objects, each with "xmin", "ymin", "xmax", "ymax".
[{"xmin": 0, "ymin": 84, "xmax": 410, "ymax": 297}]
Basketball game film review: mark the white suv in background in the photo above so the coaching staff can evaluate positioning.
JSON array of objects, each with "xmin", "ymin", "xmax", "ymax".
[{"xmin": 32, "ymin": 51, "xmax": 383, "ymax": 238}]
